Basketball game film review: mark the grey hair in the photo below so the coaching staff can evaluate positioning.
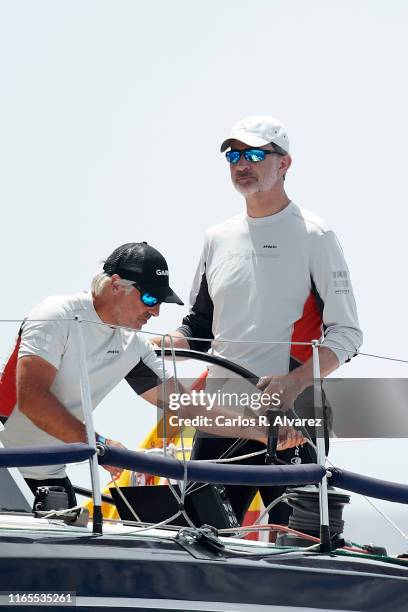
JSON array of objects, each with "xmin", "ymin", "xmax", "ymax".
[
  {"xmin": 91, "ymin": 272, "xmax": 135, "ymax": 296},
  {"xmin": 270, "ymin": 142, "xmax": 289, "ymax": 181}
]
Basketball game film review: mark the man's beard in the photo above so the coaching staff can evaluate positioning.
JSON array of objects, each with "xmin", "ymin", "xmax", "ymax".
[{"xmin": 233, "ymin": 176, "xmax": 260, "ymax": 196}]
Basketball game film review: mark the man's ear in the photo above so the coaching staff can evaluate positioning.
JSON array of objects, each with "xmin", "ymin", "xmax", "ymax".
[
  {"xmin": 279, "ymin": 154, "xmax": 292, "ymax": 176},
  {"xmin": 279, "ymin": 155, "xmax": 292, "ymax": 176},
  {"xmin": 110, "ymin": 274, "xmax": 122, "ymax": 295}
]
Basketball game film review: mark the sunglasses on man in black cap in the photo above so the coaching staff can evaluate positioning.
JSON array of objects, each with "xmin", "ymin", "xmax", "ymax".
[{"xmin": 103, "ymin": 242, "xmax": 184, "ymax": 307}]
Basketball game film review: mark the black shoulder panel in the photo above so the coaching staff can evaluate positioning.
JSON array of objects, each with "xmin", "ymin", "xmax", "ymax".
[
  {"xmin": 177, "ymin": 268, "xmax": 214, "ymax": 352},
  {"xmin": 125, "ymin": 360, "xmax": 161, "ymax": 395}
]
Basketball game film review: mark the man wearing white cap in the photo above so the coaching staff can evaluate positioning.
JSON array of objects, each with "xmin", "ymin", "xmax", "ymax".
[{"xmin": 162, "ymin": 115, "xmax": 363, "ymax": 525}]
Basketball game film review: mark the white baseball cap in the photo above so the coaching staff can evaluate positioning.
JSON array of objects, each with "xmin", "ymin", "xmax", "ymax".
[{"xmin": 220, "ymin": 115, "xmax": 290, "ymax": 154}]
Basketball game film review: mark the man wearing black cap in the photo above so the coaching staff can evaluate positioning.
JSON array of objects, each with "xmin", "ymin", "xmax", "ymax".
[{"xmin": 0, "ymin": 242, "xmax": 184, "ymax": 505}]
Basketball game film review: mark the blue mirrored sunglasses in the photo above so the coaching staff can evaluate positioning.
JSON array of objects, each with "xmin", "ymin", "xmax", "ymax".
[
  {"xmin": 132, "ymin": 282, "xmax": 161, "ymax": 307},
  {"xmin": 226, "ymin": 148, "xmax": 283, "ymax": 164}
]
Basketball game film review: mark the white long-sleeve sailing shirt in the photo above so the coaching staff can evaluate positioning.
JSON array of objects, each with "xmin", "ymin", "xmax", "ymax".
[{"xmin": 178, "ymin": 202, "xmax": 362, "ymax": 377}]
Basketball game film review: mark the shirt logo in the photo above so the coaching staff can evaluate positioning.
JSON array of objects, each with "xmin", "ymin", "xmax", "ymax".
[
  {"xmin": 107, "ymin": 350, "xmax": 120, "ymax": 354},
  {"xmin": 263, "ymin": 244, "xmax": 277, "ymax": 249},
  {"xmin": 332, "ymin": 270, "xmax": 349, "ymax": 292},
  {"xmin": 156, "ymin": 269, "xmax": 169, "ymax": 276}
]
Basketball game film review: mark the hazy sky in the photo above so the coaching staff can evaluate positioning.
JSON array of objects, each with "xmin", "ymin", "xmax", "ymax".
[{"xmin": 1, "ymin": 1, "xmax": 407, "ymax": 552}]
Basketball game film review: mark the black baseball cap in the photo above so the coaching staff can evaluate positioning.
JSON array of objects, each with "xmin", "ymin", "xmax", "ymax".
[{"xmin": 103, "ymin": 242, "xmax": 184, "ymax": 305}]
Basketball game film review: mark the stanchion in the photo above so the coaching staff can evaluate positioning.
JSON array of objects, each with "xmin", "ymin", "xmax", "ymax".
[
  {"xmin": 312, "ymin": 340, "xmax": 331, "ymax": 552},
  {"xmin": 75, "ymin": 316, "xmax": 103, "ymax": 534}
]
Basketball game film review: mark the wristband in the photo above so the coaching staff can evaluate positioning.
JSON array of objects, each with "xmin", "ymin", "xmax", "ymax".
[{"xmin": 95, "ymin": 433, "xmax": 107, "ymax": 445}]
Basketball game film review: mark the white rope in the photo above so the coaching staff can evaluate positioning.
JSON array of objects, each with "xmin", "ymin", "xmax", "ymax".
[
  {"xmin": 0, "ymin": 318, "xmax": 77, "ymax": 323},
  {"xmin": 111, "ymin": 477, "xmax": 141, "ymax": 522},
  {"xmin": 5, "ymin": 316, "xmax": 408, "ymax": 364},
  {"xmin": 360, "ymin": 496, "xmax": 408, "ymax": 542},
  {"xmin": 324, "ymin": 454, "xmax": 408, "ymax": 543},
  {"xmin": 120, "ymin": 512, "xmax": 184, "ymax": 534},
  {"xmin": 159, "ymin": 334, "xmax": 168, "ymax": 456},
  {"xmin": 41, "ymin": 505, "xmax": 83, "ymax": 519},
  {"xmin": 356, "ymin": 351, "xmax": 408, "ymax": 364},
  {"xmin": 193, "ymin": 449, "xmax": 267, "ymax": 463},
  {"xmin": 162, "ymin": 333, "xmax": 195, "ymax": 529}
]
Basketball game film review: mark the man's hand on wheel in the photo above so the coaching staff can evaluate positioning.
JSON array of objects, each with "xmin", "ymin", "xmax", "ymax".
[
  {"xmin": 276, "ymin": 425, "xmax": 306, "ymax": 450},
  {"xmin": 256, "ymin": 373, "xmax": 303, "ymax": 413}
]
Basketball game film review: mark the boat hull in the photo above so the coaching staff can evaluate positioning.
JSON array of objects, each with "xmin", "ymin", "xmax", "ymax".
[{"xmin": 0, "ymin": 529, "xmax": 407, "ymax": 611}]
